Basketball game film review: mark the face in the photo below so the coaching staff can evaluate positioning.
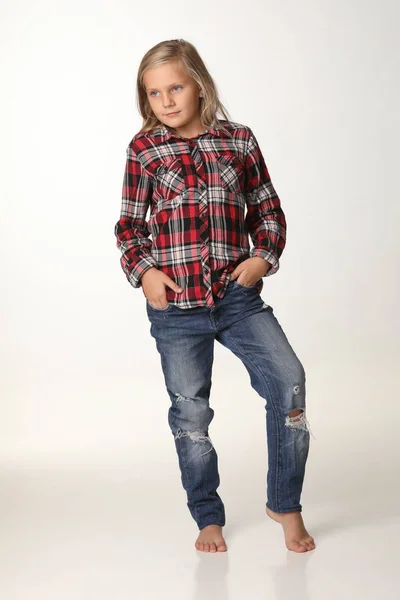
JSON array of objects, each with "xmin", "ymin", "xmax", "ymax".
[{"xmin": 143, "ymin": 60, "xmax": 204, "ymax": 137}]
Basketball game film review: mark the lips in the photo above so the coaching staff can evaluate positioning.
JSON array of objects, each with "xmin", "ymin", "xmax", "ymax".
[{"xmin": 166, "ymin": 111, "xmax": 180, "ymax": 116}]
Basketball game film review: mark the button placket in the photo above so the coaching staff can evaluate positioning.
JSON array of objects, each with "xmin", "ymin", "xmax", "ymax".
[
  {"xmin": 178, "ymin": 138, "xmax": 214, "ymax": 308},
  {"xmin": 186, "ymin": 140, "xmax": 214, "ymax": 306}
]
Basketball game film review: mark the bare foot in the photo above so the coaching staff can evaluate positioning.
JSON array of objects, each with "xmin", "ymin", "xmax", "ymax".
[
  {"xmin": 195, "ymin": 524, "xmax": 228, "ymax": 552},
  {"xmin": 265, "ymin": 507, "xmax": 315, "ymax": 552}
]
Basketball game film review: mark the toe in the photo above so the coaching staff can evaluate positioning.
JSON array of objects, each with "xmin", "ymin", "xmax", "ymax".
[
  {"xmin": 289, "ymin": 541, "xmax": 307, "ymax": 552},
  {"xmin": 204, "ymin": 543, "xmax": 210, "ymax": 552},
  {"xmin": 217, "ymin": 541, "xmax": 227, "ymax": 551},
  {"xmin": 210, "ymin": 543, "xmax": 217, "ymax": 552},
  {"xmin": 305, "ymin": 536, "xmax": 315, "ymax": 550},
  {"xmin": 302, "ymin": 540, "xmax": 314, "ymax": 551}
]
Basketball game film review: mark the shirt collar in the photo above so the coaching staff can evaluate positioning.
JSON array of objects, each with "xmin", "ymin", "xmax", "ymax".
[{"xmin": 151, "ymin": 122, "xmax": 228, "ymax": 141}]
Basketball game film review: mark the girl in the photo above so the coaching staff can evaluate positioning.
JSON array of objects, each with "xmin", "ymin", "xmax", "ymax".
[{"xmin": 114, "ymin": 39, "xmax": 315, "ymax": 553}]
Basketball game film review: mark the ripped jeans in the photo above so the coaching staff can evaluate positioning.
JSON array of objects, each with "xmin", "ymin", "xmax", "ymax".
[{"xmin": 146, "ymin": 280, "xmax": 312, "ymax": 530}]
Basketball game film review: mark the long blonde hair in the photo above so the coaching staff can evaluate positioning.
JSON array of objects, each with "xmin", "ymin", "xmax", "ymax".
[{"xmin": 136, "ymin": 39, "xmax": 231, "ymax": 134}]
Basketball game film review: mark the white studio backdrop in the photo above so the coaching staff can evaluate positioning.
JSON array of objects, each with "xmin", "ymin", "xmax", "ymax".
[{"xmin": 0, "ymin": 0, "xmax": 399, "ymax": 467}]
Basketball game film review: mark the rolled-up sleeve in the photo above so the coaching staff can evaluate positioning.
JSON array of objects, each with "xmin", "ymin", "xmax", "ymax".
[
  {"xmin": 114, "ymin": 143, "xmax": 157, "ymax": 288},
  {"xmin": 244, "ymin": 128, "xmax": 287, "ymax": 276}
]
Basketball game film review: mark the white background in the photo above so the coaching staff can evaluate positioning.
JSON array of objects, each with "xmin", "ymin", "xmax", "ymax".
[{"xmin": 1, "ymin": 0, "xmax": 399, "ymax": 598}]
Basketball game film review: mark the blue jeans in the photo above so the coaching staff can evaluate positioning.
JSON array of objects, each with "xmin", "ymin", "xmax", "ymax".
[{"xmin": 146, "ymin": 280, "xmax": 311, "ymax": 530}]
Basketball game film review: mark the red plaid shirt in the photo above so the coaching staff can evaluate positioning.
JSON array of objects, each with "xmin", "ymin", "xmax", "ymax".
[{"xmin": 114, "ymin": 119, "xmax": 286, "ymax": 309}]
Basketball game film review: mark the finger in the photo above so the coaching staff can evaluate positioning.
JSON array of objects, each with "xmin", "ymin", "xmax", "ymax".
[
  {"xmin": 231, "ymin": 270, "xmax": 242, "ymax": 280},
  {"xmin": 163, "ymin": 277, "xmax": 183, "ymax": 292}
]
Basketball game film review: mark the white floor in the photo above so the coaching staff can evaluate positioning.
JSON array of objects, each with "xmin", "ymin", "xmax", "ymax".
[{"xmin": 1, "ymin": 430, "xmax": 398, "ymax": 600}]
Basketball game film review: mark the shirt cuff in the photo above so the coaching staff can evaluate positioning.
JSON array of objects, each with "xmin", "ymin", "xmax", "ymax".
[
  {"xmin": 250, "ymin": 248, "xmax": 280, "ymax": 276},
  {"xmin": 127, "ymin": 255, "xmax": 158, "ymax": 288}
]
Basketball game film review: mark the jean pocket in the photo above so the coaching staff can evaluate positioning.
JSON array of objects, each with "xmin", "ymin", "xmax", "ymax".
[
  {"xmin": 146, "ymin": 299, "xmax": 173, "ymax": 312},
  {"xmin": 232, "ymin": 280, "xmax": 257, "ymax": 288}
]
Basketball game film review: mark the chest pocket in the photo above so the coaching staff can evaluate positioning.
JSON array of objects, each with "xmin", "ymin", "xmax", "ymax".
[
  {"xmin": 216, "ymin": 154, "xmax": 245, "ymax": 194},
  {"xmin": 154, "ymin": 156, "xmax": 186, "ymax": 202}
]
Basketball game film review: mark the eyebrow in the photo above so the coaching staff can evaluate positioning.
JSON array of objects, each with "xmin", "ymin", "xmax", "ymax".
[{"xmin": 146, "ymin": 81, "xmax": 185, "ymax": 91}]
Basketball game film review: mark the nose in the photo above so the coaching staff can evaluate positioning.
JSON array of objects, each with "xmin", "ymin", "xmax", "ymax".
[{"xmin": 162, "ymin": 94, "xmax": 175, "ymax": 109}]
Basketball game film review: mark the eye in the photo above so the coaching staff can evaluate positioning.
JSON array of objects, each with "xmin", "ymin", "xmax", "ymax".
[
  {"xmin": 149, "ymin": 91, "xmax": 158, "ymax": 97},
  {"xmin": 172, "ymin": 85, "xmax": 182, "ymax": 92}
]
